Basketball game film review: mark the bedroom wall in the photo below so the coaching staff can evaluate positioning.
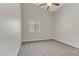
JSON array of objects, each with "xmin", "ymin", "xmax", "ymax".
[
  {"xmin": 53, "ymin": 3, "xmax": 79, "ymax": 48},
  {"xmin": 22, "ymin": 3, "xmax": 55, "ymax": 42},
  {"xmin": 0, "ymin": 4, "xmax": 21, "ymax": 55}
]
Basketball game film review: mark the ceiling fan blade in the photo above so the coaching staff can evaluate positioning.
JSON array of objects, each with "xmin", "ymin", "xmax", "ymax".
[
  {"xmin": 39, "ymin": 3, "xmax": 47, "ymax": 6},
  {"xmin": 52, "ymin": 3, "xmax": 60, "ymax": 6},
  {"xmin": 47, "ymin": 6, "xmax": 49, "ymax": 10}
]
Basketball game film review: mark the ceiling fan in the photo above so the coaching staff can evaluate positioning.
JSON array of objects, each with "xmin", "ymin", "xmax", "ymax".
[{"xmin": 39, "ymin": 3, "xmax": 60, "ymax": 10}]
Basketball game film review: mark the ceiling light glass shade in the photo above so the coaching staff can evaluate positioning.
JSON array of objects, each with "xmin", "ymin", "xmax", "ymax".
[{"xmin": 47, "ymin": 3, "xmax": 52, "ymax": 6}]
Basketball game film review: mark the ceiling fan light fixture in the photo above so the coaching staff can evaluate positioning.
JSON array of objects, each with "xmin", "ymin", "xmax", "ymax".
[{"xmin": 47, "ymin": 3, "xmax": 52, "ymax": 6}]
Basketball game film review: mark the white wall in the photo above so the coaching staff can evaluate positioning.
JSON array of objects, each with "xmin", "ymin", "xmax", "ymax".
[
  {"xmin": 0, "ymin": 4, "xmax": 21, "ymax": 55},
  {"xmin": 53, "ymin": 3, "xmax": 79, "ymax": 48},
  {"xmin": 22, "ymin": 4, "xmax": 55, "ymax": 42}
]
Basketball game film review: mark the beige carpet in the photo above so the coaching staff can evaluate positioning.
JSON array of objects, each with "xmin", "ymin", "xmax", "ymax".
[{"xmin": 18, "ymin": 39, "xmax": 79, "ymax": 56}]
